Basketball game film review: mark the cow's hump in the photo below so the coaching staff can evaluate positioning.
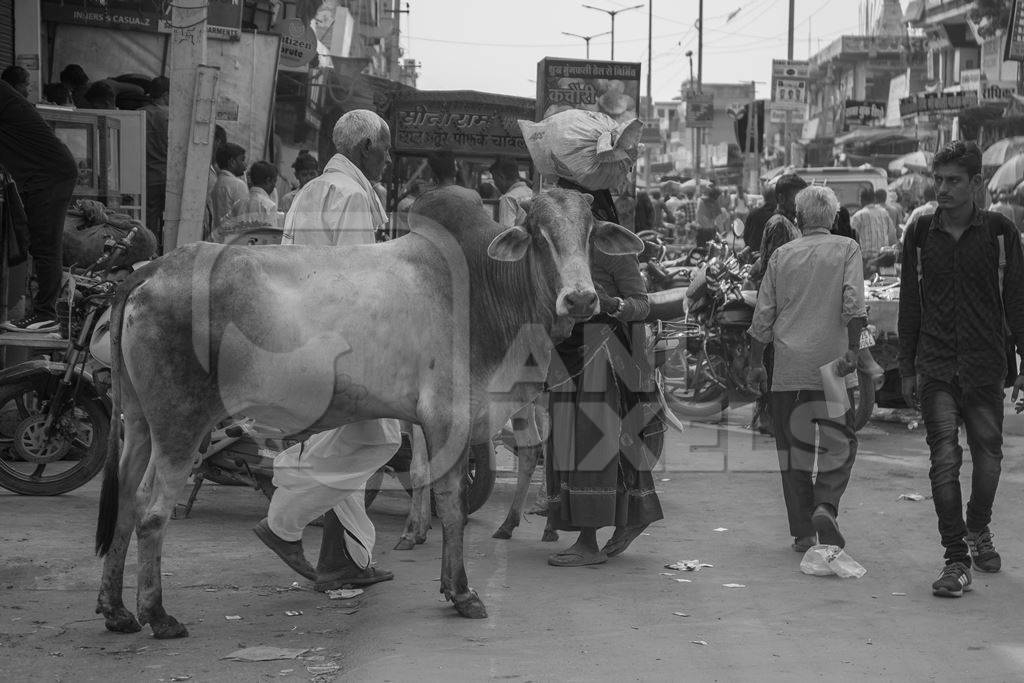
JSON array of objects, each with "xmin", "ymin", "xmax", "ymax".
[{"xmin": 409, "ymin": 186, "xmax": 493, "ymax": 237}]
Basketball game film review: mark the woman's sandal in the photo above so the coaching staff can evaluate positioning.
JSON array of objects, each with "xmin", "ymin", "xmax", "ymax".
[{"xmin": 547, "ymin": 549, "xmax": 608, "ymax": 567}]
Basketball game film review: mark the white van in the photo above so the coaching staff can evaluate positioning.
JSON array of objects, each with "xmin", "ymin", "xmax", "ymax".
[{"xmin": 787, "ymin": 167, "xmax": 890, "ymax": 213}]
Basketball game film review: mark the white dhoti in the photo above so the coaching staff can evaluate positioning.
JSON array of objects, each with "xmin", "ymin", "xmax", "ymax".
[{"xmin": 267, "ymin": 418, "xmax": 402, "ymax": 569}]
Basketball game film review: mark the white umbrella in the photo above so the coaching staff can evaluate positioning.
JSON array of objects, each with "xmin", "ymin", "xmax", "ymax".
[
  {"xmin": 988, "ymin": 153, "xmax": 1024, "ymax": 193},
  {"xmin": 888, "ymin": 151, "xmax": 933, "ymax": 174},
  {"xmin": 983, "ymin": 137, "xmax": 1024, "ymax": 167}
]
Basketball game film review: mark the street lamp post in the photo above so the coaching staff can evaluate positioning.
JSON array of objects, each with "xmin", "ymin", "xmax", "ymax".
[
  {"xmin": 561, "ymin": 30, "xmax": 611, "ymax": 59},
  {"xmin": 581, "ymin": 3, "xmax": 643, "ymax": 60}
]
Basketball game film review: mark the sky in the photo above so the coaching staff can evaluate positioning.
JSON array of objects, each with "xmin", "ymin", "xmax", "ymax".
[{"xmin": 403, "ymin": 0, "xmax": 908, "ymax": 102}]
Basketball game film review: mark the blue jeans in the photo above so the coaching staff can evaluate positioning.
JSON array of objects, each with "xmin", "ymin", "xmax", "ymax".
[{"xmin": 919, "ymin": 376, "xmax": 1004, "ymax": 566}]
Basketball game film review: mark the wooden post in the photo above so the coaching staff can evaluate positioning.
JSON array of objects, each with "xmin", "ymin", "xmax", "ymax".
[{"xmin": 163, "ymin": 0, "xmax": 210, "ymax": 251}]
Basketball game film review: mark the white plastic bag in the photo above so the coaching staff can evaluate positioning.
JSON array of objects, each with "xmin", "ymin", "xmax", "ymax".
[
  {"xmin": 519, "ymin": 110, "xmax": 642, "ymax": 191},
  {"xmin": 800, "ymin": 544, "xmax": 867, "ymax": 579}
]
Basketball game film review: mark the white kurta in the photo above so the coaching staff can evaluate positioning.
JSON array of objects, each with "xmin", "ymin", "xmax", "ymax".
[{"xmin": 268, "ymin": 153, "xmax": 401, "ymax": 569}]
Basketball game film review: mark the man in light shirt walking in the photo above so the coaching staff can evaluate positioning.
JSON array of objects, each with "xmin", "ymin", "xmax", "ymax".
[
  {"xmin": 852, "ymin": 187, "xmax": 898, "ymax": 266},
  {"xmin": 490, "ymin": 156, "xmax": 533, "ymax": 227},
  {"xmin": 747, "ymin": 186, "xmax": 867, "ymax": 554},
  {"xmin": 255, "ymin": 110, "xmax": 401, "ymax": 592}
]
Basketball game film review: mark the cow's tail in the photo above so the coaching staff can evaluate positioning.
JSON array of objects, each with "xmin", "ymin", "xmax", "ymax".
[{"xmin": 95, "ymin": 275, "xmax": 143, "ymax": 557}]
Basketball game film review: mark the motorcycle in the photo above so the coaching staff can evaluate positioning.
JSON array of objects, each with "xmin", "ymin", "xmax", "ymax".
[
  {"xmin": 653, "ymin": 240, "xmax": 877, "ymax": 430},
  {"xmin": 653, "ymin": 243, "xmax": 761, "ymax": 420},
  {"xmin": 0, "ymin": 230, "xmax": 281, "ymax": 502},
  {"xmin": 0, "ymin": 230, "xmax": 135, "ymax": 495}
]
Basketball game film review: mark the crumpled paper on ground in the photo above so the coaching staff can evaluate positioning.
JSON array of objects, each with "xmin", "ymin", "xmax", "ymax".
[
  {"xmin": 221, "ymin": 646, "xmax": 311, "ymax": 662},
  {"xmin": 800, "ymin": 545, "xmax": 867, "ymax": 579}
]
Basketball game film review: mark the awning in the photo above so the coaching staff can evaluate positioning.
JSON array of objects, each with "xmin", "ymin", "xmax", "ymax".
[
  {"xmin": 834, "ymin": 127, "xmax": 919, "ymax": 146},
  {"xmin": 905, "ymin": 0, "xmax": 924, "ymax": 23}
]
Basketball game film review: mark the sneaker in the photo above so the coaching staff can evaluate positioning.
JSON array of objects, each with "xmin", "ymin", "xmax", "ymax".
[
  {"xmin": 812, "ymin": 504, "xmax": 846, "ymax": 548},
  {"xmin": 967, "ymin": 529, "xmax": 1001, "ymax": 573},
  {"xmin": 932, "ymin": 561, "xmax": 973, "ymax": 598},
  {"xmin": 2, "ymin": 313, "xmax": 59, "ymax": 333}
]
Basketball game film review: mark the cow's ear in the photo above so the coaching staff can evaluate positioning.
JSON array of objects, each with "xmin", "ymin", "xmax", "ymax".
[
  {"xmin": 488, "ymin": 226, "xmax": 532, "ymax": 261},
  {"xmin": 593, "ymin": 220, "xmax": 644, "ymax": 256},
  {"xmin": 582, "ymin": 193, "xmax": 594, "ymax": 206}
]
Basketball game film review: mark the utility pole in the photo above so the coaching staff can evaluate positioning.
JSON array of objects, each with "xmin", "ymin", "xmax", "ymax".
[
  {"xmin": 583, "ymin": 3, "xmax": 643, "ymax": 60},
  {"xmin": 644, "ymin": 0, "xmax": 653, "ymax": 190},
  {"xmin": 383, "ymin": 1, "xmax": 411, "ymax": 81},
  {"xmin": 695, "ymin": 0, "xmax": 703, "ymax": 179},
  {"xmin": 562, "ymin": 31, "xmax": 610, "ymax": 59},
  {"xmin": 788, "ymin": 0, "xmax": 795, "ymax": 60},
  {"xmin": 784, "ymin": 0, "xmax": 796, "ymax": 166}
]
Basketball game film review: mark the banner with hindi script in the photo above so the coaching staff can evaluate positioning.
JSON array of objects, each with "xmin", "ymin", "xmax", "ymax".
[
  {"xmin": 390, "ymin": 91, "xmax": 535, "ymax": 159},
  {"xmin": 535, "ymin": 57, "xmax": 641, "ymax": 123}
]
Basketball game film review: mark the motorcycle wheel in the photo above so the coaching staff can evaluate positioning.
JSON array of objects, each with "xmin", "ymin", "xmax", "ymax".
[
  {"xmin": 661, "ymin": 348, "xmax": 729, "ymax": 417},
  {"xmin": 0, "ymin": 381, "xmax": 109, "ymax": 496},
  {"xmin": 851, "ymin": 370, "xmax": 876, "ymax": 432}
]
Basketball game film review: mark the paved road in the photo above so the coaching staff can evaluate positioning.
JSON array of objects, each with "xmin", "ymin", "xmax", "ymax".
[{"xmin": 2, "ymin": 406, "xmax": 1023, "ymax": 681}]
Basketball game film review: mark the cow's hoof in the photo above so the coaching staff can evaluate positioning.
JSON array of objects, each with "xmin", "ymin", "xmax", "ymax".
[
  {"xmin": 103, "ymin": 607, "xmax": 142, "ymax": 634},
  {"xmin": 150, "ymin": 615, "xmax": 189, "ymax": 639},
  {"xmin": 394, "ymin": 537, "xmax": 416, "ymax": 551},
  {"xmin": 414, "ymin": 534, "xmax": 428, "ymax": 545},
  {"xmin": 452, "ymin": 590, "xmax": 488, "ymax": 619},
  {"xmin": 491, "ymin": 526, "xmax": 513, "ymax": 540},
  {"xmin": 541, "ymin": 529, "xmax": 559, "ymax": 543}
]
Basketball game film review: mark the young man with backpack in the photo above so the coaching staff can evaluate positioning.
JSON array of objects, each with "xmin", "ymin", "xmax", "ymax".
[{"xmin": 898, "ymin": 141, "xmax": 1024, "ymax": 598}]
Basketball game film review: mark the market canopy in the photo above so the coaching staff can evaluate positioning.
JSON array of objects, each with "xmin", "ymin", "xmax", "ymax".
[
  {"xmin": 982, "ymin": 137, "xmax": 1024, "ymax": 167},
  {"xmin": 889, "ymin": 173, "xmax": 931, "ymax": 203},
  {"xmin": 888, "ymin": 151, "xmax": 933, "ymax": 174},
  {"xmin": 988, "ymin": 153, "xmax": 1024, "ymax": 193}
]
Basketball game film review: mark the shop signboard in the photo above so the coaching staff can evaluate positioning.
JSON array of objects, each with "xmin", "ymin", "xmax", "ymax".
[
  {"xmin": 1005, "ymin": 0, "xmax": 1024, "ymax": 62},
  {"xmin": 204, "ymin": 0, "xmax": 243, "ymax": 40},
  {"xmin": 42, "ymin": 0, "xmax": 242, "ymax": 38},
  {"xmin": 640, "ymin": 119, "xmax": 663, "ymax": 143},
  {"xmin": 899, "ymin": 91, "xmax": 979, "ymax": 116},
  {"xmin": 768, "ymin": 103, "xmax": 806, "ymax": 124},
  {"xmin": 273, "ymin": 18, "xmax": 318, "ymax": 69},
  {"xmin": 535, "ymin": 57, "xmax": 641, "ymax": 122},
  {"xmin": 843, "ymin": 100, "xmax": 887, "ymax": 129},
  {"xmin": 41, "ymin": 0, "xmax": 164, "ymax": 31},
  {"xmin": 391, "ymin": 93, "xmax": 534, "ymax": 159},
  {"xmin": 684, "ymin": 92, "xmax": 714, "ymax": 129},
  {"xmin": 771, "ymin": 59, "xmax": 809, "ymax": 111}
]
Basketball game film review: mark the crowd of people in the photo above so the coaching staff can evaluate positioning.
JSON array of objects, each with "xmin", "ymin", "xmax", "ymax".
[
  {"xmin": 1, "ymin": 62, "xmax": 1020, "ymax": 599},
  {"xmin": 740, "ymin": 141, "xmax": 1020, "ymax": 597}
]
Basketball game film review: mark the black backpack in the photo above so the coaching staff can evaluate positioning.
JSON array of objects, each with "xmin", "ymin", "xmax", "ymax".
[{"xmin": 907, "ymin": 211, "xmax": 1018, "ymax": 388}]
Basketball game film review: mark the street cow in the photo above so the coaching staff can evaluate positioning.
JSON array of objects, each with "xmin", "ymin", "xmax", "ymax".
[{"xmin": 94, "ymin": 186, "xmax": 643, "ymax": 639}]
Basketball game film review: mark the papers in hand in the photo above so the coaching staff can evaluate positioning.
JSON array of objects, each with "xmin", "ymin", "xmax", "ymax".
[{"xmin": 819, "ymin": 358, "xmax": 851, "ymax": 418}]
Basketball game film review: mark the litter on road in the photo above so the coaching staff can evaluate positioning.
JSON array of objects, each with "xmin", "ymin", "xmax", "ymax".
[
  {"xmin": 897, "ymin": 493, "xmax": 927, "ymax": 501},
  {"xmin": 891, "ymin": 592, "xmax": 907, "ymax": 596},
  {"xmin": 800, "ymin": 545, "xmax": 867, "ymax": 579},
  {"xmin": 326, "ymin": 588, "xmax": 364, "ymax": 600},
  {"xmin": 691, "ymin": 640, "xmax": 708, "ymax": 646},
  {"xmin": 284, "ymin": 610, "xmax": 303, "ymax": 616},
  {"xmin": 722, "ymin": 583, "xmax": 747, "ymax": 588},
  {"xmin": 224, "ymin": 615, "xmax": 242, "ymax": 621},
  {"xmin": 713, "ymin": 528, "xmax": 729, "ymax": 532},
  {"xmin": 675, "ymin": 578, "xmax": 692, "ymax": 583},
  {"xmin": 666, "ymin": 560, "xmax": 714, "ymax": 571},
  {"xmin": 673, "ymin": 612, "xmax": 690, "ymax": 617},
  {"xmin": 221, "ymin": 647, "xmax": 311, "ymax": 662},
  {"xmin": 306, "ymin": 663, "xmax": 342, "ymax": 675}
]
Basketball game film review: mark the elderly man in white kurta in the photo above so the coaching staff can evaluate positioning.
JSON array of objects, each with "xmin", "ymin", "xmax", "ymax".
[{"xmin": 254, "ymin": 110, "xmax": 401, "ymax": 592}]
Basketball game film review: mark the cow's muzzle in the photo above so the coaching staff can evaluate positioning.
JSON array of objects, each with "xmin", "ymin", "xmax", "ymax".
[{"xmin": 557, "ymin": 287, "xmax": 599, "ymax": 319}]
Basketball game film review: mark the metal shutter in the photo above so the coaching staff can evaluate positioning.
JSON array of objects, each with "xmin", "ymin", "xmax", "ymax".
[{"xmin": 0, "ymin": 0, "xmax": 13, "ymax": 70}]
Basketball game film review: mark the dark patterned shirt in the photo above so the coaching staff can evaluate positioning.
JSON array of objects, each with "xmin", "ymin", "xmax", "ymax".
[{"xmin": 898, "ymin": 208, "xmax": 1024, "ymax": 387}]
